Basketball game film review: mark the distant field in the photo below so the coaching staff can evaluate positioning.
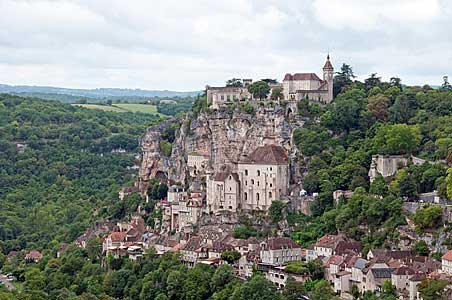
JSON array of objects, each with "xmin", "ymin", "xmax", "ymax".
[{"xmin": 73, "ymin": 103, "xmax": 164, "ymax": 116}]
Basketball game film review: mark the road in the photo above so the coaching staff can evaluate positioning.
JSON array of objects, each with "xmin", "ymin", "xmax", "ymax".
[{"xmin": 0, "ymin": 274, "xmax": 16, "ymax": 291}]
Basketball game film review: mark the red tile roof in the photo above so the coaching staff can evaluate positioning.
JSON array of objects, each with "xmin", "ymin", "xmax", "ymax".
[
  {"xmin": 242, "ymin": 145, "xmax": 288, "ymax": 165},
  {"xmin": 109, "ymin": 232, "xmax": 127, "ymax": 242},
  {"xmin": 442, "ymin": 250, "xmax": 452, "ymax": 261},
  {"xmin": 262, "ymin": 237, "xmax": 300, "ymax": 251},
  {"xmin": 393, "ymin": 266, "xmax": 415, "ymax": 276}
]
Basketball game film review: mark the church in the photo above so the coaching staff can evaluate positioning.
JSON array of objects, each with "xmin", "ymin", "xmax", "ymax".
[{"xmin": 206, "ymin": 55, "xmax": 334, "ymax": 108}]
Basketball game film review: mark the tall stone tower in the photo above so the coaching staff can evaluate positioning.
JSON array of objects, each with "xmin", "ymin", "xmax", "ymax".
[{"xmin": 323, "ymin": 54, "xmax": 334, "ymax": 102}]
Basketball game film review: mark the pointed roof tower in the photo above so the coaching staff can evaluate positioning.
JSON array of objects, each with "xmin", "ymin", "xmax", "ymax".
[{"xmin": 323, "ymin": 54, "xmax": 333, "ymax": 71}]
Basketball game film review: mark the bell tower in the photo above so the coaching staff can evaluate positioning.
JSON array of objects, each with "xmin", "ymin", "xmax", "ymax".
[{"xmin": 323, "ymin": 54, "xmax": 334, "ymax": 103}]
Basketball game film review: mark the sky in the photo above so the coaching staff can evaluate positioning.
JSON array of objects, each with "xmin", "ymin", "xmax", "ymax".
[{"xmin": 0, "ymin": 0, "xmax": 451, "ymax": 91}]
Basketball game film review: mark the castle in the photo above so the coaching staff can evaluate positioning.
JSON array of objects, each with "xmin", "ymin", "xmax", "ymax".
[{"xmin": 206, "ymin": 55, "xmax": 334, "ymax": 109}]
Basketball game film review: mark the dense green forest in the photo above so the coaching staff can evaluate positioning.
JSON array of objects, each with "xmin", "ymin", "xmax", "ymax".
[{"xmin": 0, "ymin": 95, "xmax": 160, "ymax": 253}]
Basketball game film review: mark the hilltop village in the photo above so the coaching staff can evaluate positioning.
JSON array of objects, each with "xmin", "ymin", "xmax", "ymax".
[{"xmin": 98, "ymin": 56, "xmax": 451, "ymax": 299}]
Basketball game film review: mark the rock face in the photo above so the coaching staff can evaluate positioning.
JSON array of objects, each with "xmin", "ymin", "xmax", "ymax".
[{"xmin": 138, "ymin": 105, "xmax": 303, "ymax": 193}]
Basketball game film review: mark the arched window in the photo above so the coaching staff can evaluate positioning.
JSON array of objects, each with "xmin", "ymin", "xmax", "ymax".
[
  {"xmin": 256, "ymin": 193, "xmax": 260, "ymax": 201},
  {"xmin": 251, "ymin": 179, "xmax": 254, "ymax": 185},
  {"xmin": 245, "ymin": 170, "xmax": 248, "ymax": 176},
  {"xmin": 244, "ymin": 192, "xmax": 248, "ymax": 200},
  {"xmin": 269, "ymin": 191, "xmax": 272, "ymax": 198},
  {"xmin": 257, "ymin": 170, "xmax": 261, "ymax": 176}
]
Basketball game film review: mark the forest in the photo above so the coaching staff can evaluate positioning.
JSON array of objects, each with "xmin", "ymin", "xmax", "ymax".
[{"xmin": 1, "ymin": 67, "xmax": 452, "ymax": 299}]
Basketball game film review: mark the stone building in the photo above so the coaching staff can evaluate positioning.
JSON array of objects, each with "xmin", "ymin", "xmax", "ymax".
[
  {"xmin": 206, "ymin": 144, "xmax": 289, "ymax": 213},
  {"xmin": 260, "ymin": 237, "xmax": 302, "ymax": 265},
  {"xmin": 237, "ymin": 145, "xmax": 289, "ymax": 211},
  {"xmin": 206, "ymin": 169, "xmax": 240, "ymax": 212},
  {"xmin": 206, "ymin": 86, "xmax": 251, "ymax": 109},
  {"xmin": 442, "ymin": 250, "xmax": 452, "ymax": 274},
  {"xmin": 282, "ymin": 55, "xmax": 334, "ymax": 104}
]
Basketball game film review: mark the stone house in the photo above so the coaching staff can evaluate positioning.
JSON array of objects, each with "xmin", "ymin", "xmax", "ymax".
[
  {"xmin": 311, "ymin": 234, "xmax": 361, "ymax": 260},
  {"xmin": 362, "ymin": 264, "xmax": 394, "ymax": 293},
  {"xmin": 391, "ymin": 266, "xmax": 416, "ymax": 292},
  {"xmin": 260, "ymin": 237, "xmax": 302, "ymax": 265},
  {"xmin": 408, "ymin": 273, "xmax": 425, "ymax": 300},
  {"xmin": 180, "ymin": 236, "xmax": 208, "ymax": 267},
  {"xmin": 187, "ymin": 153, "xmax": 209, "ymax": 176},
  {"xmin": 237, "ymin": 145, "xmax": 289, "ymax": 211},
  {"xmin": 333, "ymin": 271, "xmax": 352, "ymax": 293},
  {"xmin": 442, "ymin": 250, "xmax": 452, "ymax": 274},
  {"xmin": 238, "ymin": 251, "xmax": 259, "ymax": 279},
  {"xmin": 25, "ymin": 250, "xmax": 42, "ymax": 263},
  {"xmin": 206, "ymin": 144, "xmax": 290, "ymax": 212},
  {"xmin": 206, "ymin": 86, "xmax": 251, "ymax": 109},
  {"xmin": 206, "ymin": 170, "xmax": 240, "ymax": 213}
]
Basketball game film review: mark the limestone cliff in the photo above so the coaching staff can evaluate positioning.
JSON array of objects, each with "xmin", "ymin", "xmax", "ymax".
[{"xmin": 138, "ymin": 105, "xmax": 303, "ymax": 193}]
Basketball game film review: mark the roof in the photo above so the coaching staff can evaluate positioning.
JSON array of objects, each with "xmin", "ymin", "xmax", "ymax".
[
  {"xmin": 354, "ymin": 258, "xmax": 368, "ymax": 270},
  {"xmin": 283, "ymin": 73, "xmax": 321, "ymax": 81},
  {"xmin": 262, "ymin": 237, "xmax": 301, "ymax": 251},
  {"xmin": 314, "ymin": 234, "xmax": 345, "ymax": 248},
  {"xmin": 371, "ymin": 268, "xmax": 394, "ymax": 278},
  {"xmin": 323, "ymin": 55, "xmax": 334, "ymax": 70},
  {"xmin": 442, "ymin": 250, "xmax": 452, "ymax": 261},
  {"xmin": 409, "ymin": 273, "xmax": 426, "ymax": 282},
  {"xmin": 213, "ymin": 171, "xmax": 239, "ymax": 182},
  {"xmin": 241, "ymin": 145, "xmax": 288, "ymax": 165},
  {"xmin": 335, "ymin": 241, "xmax": 362, "ymax": 256},
  {"xmin": 182, "ymin": 236, "xmax": 202, "ymax": 251},
  {"xmin": 109, "ymin": 231, "xmax": 127, "ymax": 242},
  {"xmin": 393, "ymin": 266, "xmax": 415, "ymax": 276},
  {"xmin": 326, "ymin": 255, "xmax": 344, "ymax": 267},
  {"xmin": 26, "ymin": 250, "xmax": 42, "ymax": 260}
]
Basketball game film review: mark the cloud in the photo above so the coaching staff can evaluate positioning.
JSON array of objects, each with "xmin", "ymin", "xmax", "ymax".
[{"xmin": 0, "ymin": 0, "xmax": 451, "ymax": 90}]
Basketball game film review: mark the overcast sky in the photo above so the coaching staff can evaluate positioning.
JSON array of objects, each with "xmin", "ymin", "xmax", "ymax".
[{"xmin": 1, "ymin": 0, "xmax": 451, "ymax": 91}]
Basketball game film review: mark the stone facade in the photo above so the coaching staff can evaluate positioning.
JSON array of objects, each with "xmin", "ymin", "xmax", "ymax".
[
  {"xmin": 206, "ymin": 145, "xmax": 290, "ymax": 212},
  {"xmin": 283, "ymin": 55, "xmax": 334, "ymax": 104}
]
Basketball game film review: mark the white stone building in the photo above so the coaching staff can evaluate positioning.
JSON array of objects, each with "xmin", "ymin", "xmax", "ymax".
[
  {"xmin": 442, "ymin": 250, "xmax": 452, "ymax": 274},
  {"xmin": 237, "ymin": 145, "xmax": 289, "ymax": 211},
  {"xmin": 260, "ymin": 237, "xmax": 302, "ymax": 266}
]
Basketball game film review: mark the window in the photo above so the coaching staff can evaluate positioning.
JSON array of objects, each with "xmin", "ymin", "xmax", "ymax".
[
  {"xmin": 257, "ymin": 170, "xmax": 261, "ymax": 176},
  {"xmin": 257, "ymin": 181, "xmax": 259, "ymax": 186},
  {"xmin": 244, "ymin": 192, "xmax": 248, "ymax": 200},
  {"xmin": 269, "ymin": 191, "xmax": 272, "ymax": 198},
  {"xmin": 256, "ymin": 193, "xmax": 260, "ymax": 201},
  {"xmin": 270, "ymin": 167, "xmax": 272, "ymax": 171},
  {"xmin": 221, "ymin": 95, "xmax": 224, "ymax": 100},
  {"xmin": 229, "ymin": 206, "xmax": 233, "ymax": 209},
  {"xmin": 245, "ymin": 180, "xmax": 247, "ymax": 186},
  {"xmin": 229, "ymin": 187, "xmax": 232, "ymax": 191},
  {"xmin": 251, "ymin": 179, "xmax": 254, "ymax": 185},
  {"xmin": 245, "ymin": 169, "xmax": 248, "ymax": 176}
]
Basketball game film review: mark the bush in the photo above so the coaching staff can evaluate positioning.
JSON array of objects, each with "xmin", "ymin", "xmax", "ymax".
[
  {"xmin": 160, "ymin": 140, "xmax": 172, "ymax": 156},
  {"xmin": 413, "ymin": 205, "xmax": 443, "ymax": 230}
]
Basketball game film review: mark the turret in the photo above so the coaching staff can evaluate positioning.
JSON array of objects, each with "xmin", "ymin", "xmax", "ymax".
[{"xmin": 322, "ymin": 54, "xmax": 334, "ymax": 103}]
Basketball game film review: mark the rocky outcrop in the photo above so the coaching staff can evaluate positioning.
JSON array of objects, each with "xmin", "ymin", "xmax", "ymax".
[{"xmin": 138, "ymin": 105, "xmax": 303, "ymax": 194}]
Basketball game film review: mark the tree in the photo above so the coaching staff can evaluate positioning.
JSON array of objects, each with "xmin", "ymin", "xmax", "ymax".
[
  {"xmin": 309, "ymin": 279, "xmax": 337, "ymax": 300},
  {"xmin": 446, "ymin": 168, "xmax": 452, "ymax": 200},
  {"xmin": 412, "ymin": 240, "xmax": 429, "ymax": 256},
  {"xmin": 269, "ymin": 200, "xmax": 286, "ymax": 223},
  {"xmin": 372, "ymin": 124, "xmax": 421, "ymax": 155},
  {"xmin": 261, "ymin": 78, "xmax": 278, "ymax": 84},
  {"xmin": 220, "ymin": 250, "xmax": 241, "ymax": 264},
  {"xmin": 367, "ymin": 94, "xmax": 390, "ymax": 121},
  {"xmin": 364, "ymin": 73, "xmax": 381, "ymax": 91},
  {"xmin": 231, "ymin": 274, "xmax": 279, "ymax": 300},
  {"xmin": 418, "ymin": 278, "xmax": 448, "ymax": 300},
  {"xmin": 282, "ymin": 277, "xmax": 306, "ymax": 300},
  {"xmin": 226, "ymin": 78, "xmax": 243, "ymax": 87},
  {"xmin": 370, "ymin": 176, "xmax": 389, "ymax": 197},
  {"xmin": 248, "ymin": 81, "xmax": 270, "ymax": 100},
  {"xmin": 413, "ymin": 205, "xmax": 443, "ymax": 229},
  {"xmin": 270, "ymin": 88, "xmax": 283, "ymax": 100},
  {"xmin": 210, "ymin": 264, "xmax": 235, "ymax": 292},
  {"xmin": 160, "ymin": 140, "xmax": 172, "ymax": 157},
  {"xmin": 333, "ymin": 63, "xmax": 356, "ymax": 97}
]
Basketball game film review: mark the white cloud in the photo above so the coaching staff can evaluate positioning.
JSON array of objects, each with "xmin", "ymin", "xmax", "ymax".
[{"xmin": 0, "ymin": 0, "xmax": 451, "ymax": 89}]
